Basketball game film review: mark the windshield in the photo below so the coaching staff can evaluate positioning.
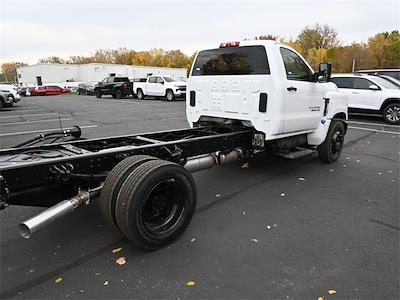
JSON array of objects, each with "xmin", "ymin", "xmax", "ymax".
[
  {"xmin": 179, "ymin": 77, "xmax": 188, "ymax": 82},
  {"xmin": 372, "ymin": 76, "xmax": 400, "ymax": 90},
  {"xmin": 380, "ymin": 75, "xmax": 400, "ymax": 87},
  {"xmin": 163, "ymin": 77, "xmax": 176, "ymax": 82}
]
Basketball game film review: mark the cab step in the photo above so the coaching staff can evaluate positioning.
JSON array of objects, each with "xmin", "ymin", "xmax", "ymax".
[{"xmin": 275, "ymin": 147, "xmax": 316, "ymax": 160}]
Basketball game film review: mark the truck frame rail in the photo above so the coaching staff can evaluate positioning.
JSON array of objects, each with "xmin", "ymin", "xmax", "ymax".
[{"xmin": 0, "ymin": 125, "xmax": 254, "ymax": 208}]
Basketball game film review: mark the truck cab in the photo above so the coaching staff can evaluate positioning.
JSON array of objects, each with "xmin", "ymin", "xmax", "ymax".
[{"xmin": 187, "ymin": 40, "xmax": 348, "ymax": 162}]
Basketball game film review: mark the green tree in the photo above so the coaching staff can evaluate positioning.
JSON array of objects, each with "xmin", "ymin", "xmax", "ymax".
[
  {"xmin": 38, "ymin": 56, "xmax": 66, "ymax": 64},
  {"xmin": 297, "ymin": 24, "xmax": 340, "ymax": 54},
  {"xmin": 0, "ymin": 62, "xmax": 28, "ymax": 83}
]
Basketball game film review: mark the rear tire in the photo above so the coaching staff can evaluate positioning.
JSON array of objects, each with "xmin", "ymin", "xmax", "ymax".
[
  {"xmin": 166, "ymin": 89, "xmax": 175, "ymax": 101},
  {"xmin": 99, "ymin": 155, "xmax": 157, "ymax": 232},
  {"xmin": 137, "ymin": 89, "xmax": 144, "ymax": 100},
  {"xmin": 115, "ymin": 160, "xmax": 197, "ymax": 250},
  {"xmin": 382, "ymin": 103, "xmax": 400, "ymax": 124},
  {"xmin": 95, "ymin": 90, "xmax": 102, "ymax": 98},
  {"xmin": 317, "ymin": 120, "xmax": 345, "ymax": 163},
  {"xmin": 115, "ymin": 89, "xmax": 123, "ymax": 99}
]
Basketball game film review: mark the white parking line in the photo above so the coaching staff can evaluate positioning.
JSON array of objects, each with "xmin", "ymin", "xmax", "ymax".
[
  {"xmin": 0, "ymin": 118, "xmax": 74, "ymax": 126},
  {"xmin": 9, "ymin": 109, "xmax": 47, "ymax": 113},
  {"xmin": 348, "ymin": 126, "xmax": 400, "ymax": 135},
  {"xmin": 347, "ymin": 120, "xmax": 399, "ymax": 128},
  {"xmin": 0, "ymin": 125, "xmax": 98, "ymax": 137},
  {"xmin": 0, "ymin": 112, "xmax": 69, "ymax": 119}
]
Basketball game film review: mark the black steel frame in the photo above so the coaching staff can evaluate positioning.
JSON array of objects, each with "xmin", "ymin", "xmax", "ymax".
[{"xmin": 0, "ymin": 125, "xmax": 254, "ymax": 207}]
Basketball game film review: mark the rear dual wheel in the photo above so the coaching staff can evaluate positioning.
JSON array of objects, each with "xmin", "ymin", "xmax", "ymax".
[{"xmin": 100, "ymin": 156, "xmax": 196, "ymax": 249}]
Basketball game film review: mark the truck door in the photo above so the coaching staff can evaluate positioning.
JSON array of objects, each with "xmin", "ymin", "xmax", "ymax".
[
  {"xmin": 147, "ymin": 76, "xmax": 157, "ymax": 95},
  {"xmin": 280, "ymin": 47, "xmax": 322, "ymax": 133},
  {"xmin": 155, "ymin": 77, "xmax": 165, "ymax": 96}
]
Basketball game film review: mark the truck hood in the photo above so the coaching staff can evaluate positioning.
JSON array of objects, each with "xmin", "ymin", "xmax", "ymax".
[{"xmin": 171, "ymin": 81, "xmax": 187, "ymax": 86}]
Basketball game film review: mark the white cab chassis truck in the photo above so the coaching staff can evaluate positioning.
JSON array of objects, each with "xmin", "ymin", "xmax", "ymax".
[
  {"xmin": 187, "ymin": 40, "xmax": 348, "ymax": 162},
  {"xmin": 0, "ymin": 41, "xmax": 347, "ymax": 250}
]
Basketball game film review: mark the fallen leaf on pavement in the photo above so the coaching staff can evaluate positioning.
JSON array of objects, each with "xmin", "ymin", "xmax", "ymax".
[
  {"xmin": 112, "ymin": 247, "xmax": 122, "ymax": 254},
  {"xmin": 187, "ymin": 281, "xmax": 195, "ymax": 286},
  {"xmin": 55, "ymin": 277, "xmax": 63, "ymax": 284},
  {"xmin": 103, "ymin": 281, "xmax": 109, "ymax": 286},
  {"xmin": 273, "ymin": 224, "xmax": 278, "ymax": 227},
  {"xmin": 266, "ymin": 225, "xmax": 271, "ymax": 230},
  {"xmin": 216, "ymin": 194, "xmax": 221, "ymax": 197},
  {"xmin": 280, "ymin": 193, "xmax": 286, "ymax": 197},
  {"xmin": 241, "ymin": 162, "xmax": 250, "ymax": 169},
  {"xmin": 328, "ymin": 289, "xmax": 336, "ymax": 295},
  {"xmin": 250, "ymin": 239, "xmax": 258, "ymax": 243},
  {"xmin": 317, "ymin": 297, "xmax": 324, "ymax": 300},
  {"xmin": 116, "ymin": 257, "xmax": 127, "ymax": 265},
  {"xmin": 298, "ymin": 177, "xmax": 306, "ymax": 181},
  {"xmin": 191, "ymin": 237, "xmax": 196, "ymax": 243}
]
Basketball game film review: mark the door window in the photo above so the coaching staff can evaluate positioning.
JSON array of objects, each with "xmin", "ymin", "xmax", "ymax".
[
  {"xmin": 280, "ymin": 48, "xmax": 313, "ymax": 81},
  {"xmin": 156, "ymin": 77, "xmax": 164, "ymax": 84},
  {"xmin": 148, "ymin": 77, "xmax": 156, "ymax": 83},
  {"xmin": 331, "ymin": 77, "xmax": 354, "ymax": 89},
  {"xmin": 353, "ymin": 78, "xmax": 375, "ymax": 90}
]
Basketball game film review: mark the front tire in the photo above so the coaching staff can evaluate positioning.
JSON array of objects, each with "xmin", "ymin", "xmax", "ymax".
[
  {"xmin": 137, "ymin": 89, "xmax": 144, "ymax": 100},
  {"xmin": 317, "ymin": 120, "xmax": 345, "ymax": 163},
  {"xmin": 115, "ymin": 160, "xmax": 197, "ymax": 249},
  {"xmin": 382, "ymin": 103, "xmax": 400, "ymax": 124},
  {"xmin": 166, "ymin": 89, "xmax": 175, "ymax": 101},
  {"xmin": 95, "ymin": 90, "xmax": 102, "ymax": 98}
]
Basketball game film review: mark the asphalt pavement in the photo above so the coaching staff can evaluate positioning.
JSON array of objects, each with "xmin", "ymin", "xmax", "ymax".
[{"xmin": 0, "ymin": 94, "xmax": 399, "ymax": 299}]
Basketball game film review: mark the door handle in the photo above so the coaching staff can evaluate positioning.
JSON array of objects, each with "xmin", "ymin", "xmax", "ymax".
[{"xmin": 287, "ymin": 87, "xmax": 297, "ymax": 91}]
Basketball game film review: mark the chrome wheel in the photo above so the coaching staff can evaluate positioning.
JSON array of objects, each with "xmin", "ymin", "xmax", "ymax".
[{"xmin": 384, "ymin": 104, "xmax": 400, "ymax": 123}]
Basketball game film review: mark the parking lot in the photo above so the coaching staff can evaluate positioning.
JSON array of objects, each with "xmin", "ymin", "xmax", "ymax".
[{"xmin": 0, "ymin": 95, "xmax": 399, "ymax": 299}]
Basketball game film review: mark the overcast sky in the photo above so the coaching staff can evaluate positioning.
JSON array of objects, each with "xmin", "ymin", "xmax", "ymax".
[{"xmin": 1, "ymin": 0, "xmax": 399, "ymax": 64}]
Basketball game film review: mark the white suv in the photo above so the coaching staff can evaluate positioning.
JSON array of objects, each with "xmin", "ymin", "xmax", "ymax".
[
  {"xmin": 331, "ymin": 74, "xmax": 400, "ymax": 124},
  {"xmin": 0, "ymin": 84, "xmax": 21, "ymax": 103}
]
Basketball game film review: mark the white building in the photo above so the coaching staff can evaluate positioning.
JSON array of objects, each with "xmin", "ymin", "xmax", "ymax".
[{"xmin": 17, "ymin": 63, "xmax": 187, "ymax": 87}]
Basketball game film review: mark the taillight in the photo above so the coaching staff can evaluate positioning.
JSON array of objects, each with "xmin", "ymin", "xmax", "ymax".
[
  {"xmin": 122, "ymin": 83, "xmax": 128, "ymax": 89},
  {"xmin": 219, "ymin": 41, "xmax": 240, "ymax": 48}
]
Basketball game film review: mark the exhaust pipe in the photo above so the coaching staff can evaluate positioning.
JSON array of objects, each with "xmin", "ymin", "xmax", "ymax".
[
  {"xmin": 184, "ymin": 148, "xmax": 243, "ymax": 173},
  {"xmin": 19, "ymin": 185, "xmax": 102, "ymax": 239},
  {"xmin": 18, "ymin": 149, "xmax": 243, "ymax": 239}
]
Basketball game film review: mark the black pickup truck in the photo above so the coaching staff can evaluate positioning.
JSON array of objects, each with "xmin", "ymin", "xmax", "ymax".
[{"xmin": 94, "ymin": 76, "xmax": 134, "ymax": 99}]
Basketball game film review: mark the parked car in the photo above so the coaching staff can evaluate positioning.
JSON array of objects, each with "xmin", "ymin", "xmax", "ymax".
[
  {"xmin": 356, "ymin": 69, "xmax": 400, "ymax": 80},
  {"xmin": 331, "ymin": 74, "xmax": 400, "ymax": 124},
  {"xmin": 0, "ymin": 84, "xmax": 21, "ymax": 102},
  {"xmin": 31, "ymin": 86, "xmax": 71, "ymax": 96},
  {"xmin": 0, "ymin": 91, "xmax": 15, "ymax": 110},
  {"xmin": 77, "ymin": 83, "xmax": 95, "ymax": 95},
  {"xmin": 94, "ymin": 76, "xmax": 133, "ymax": 99},
  {"xmin": 135, "ymin": 75, "xmax": 187, "ymax": 101}
]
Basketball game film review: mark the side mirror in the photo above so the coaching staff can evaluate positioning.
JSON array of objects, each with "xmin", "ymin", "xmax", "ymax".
[
  {"xmin": 160, "ymin": 81, "xmax": 164, "ymax": 85},
  {"xmin": 369, "ymin": 84, "xmax": 380, "ymax": 90},
  {"xmin": 319, "ymin": 62, "xmax": 332, "ymax": 82}
]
